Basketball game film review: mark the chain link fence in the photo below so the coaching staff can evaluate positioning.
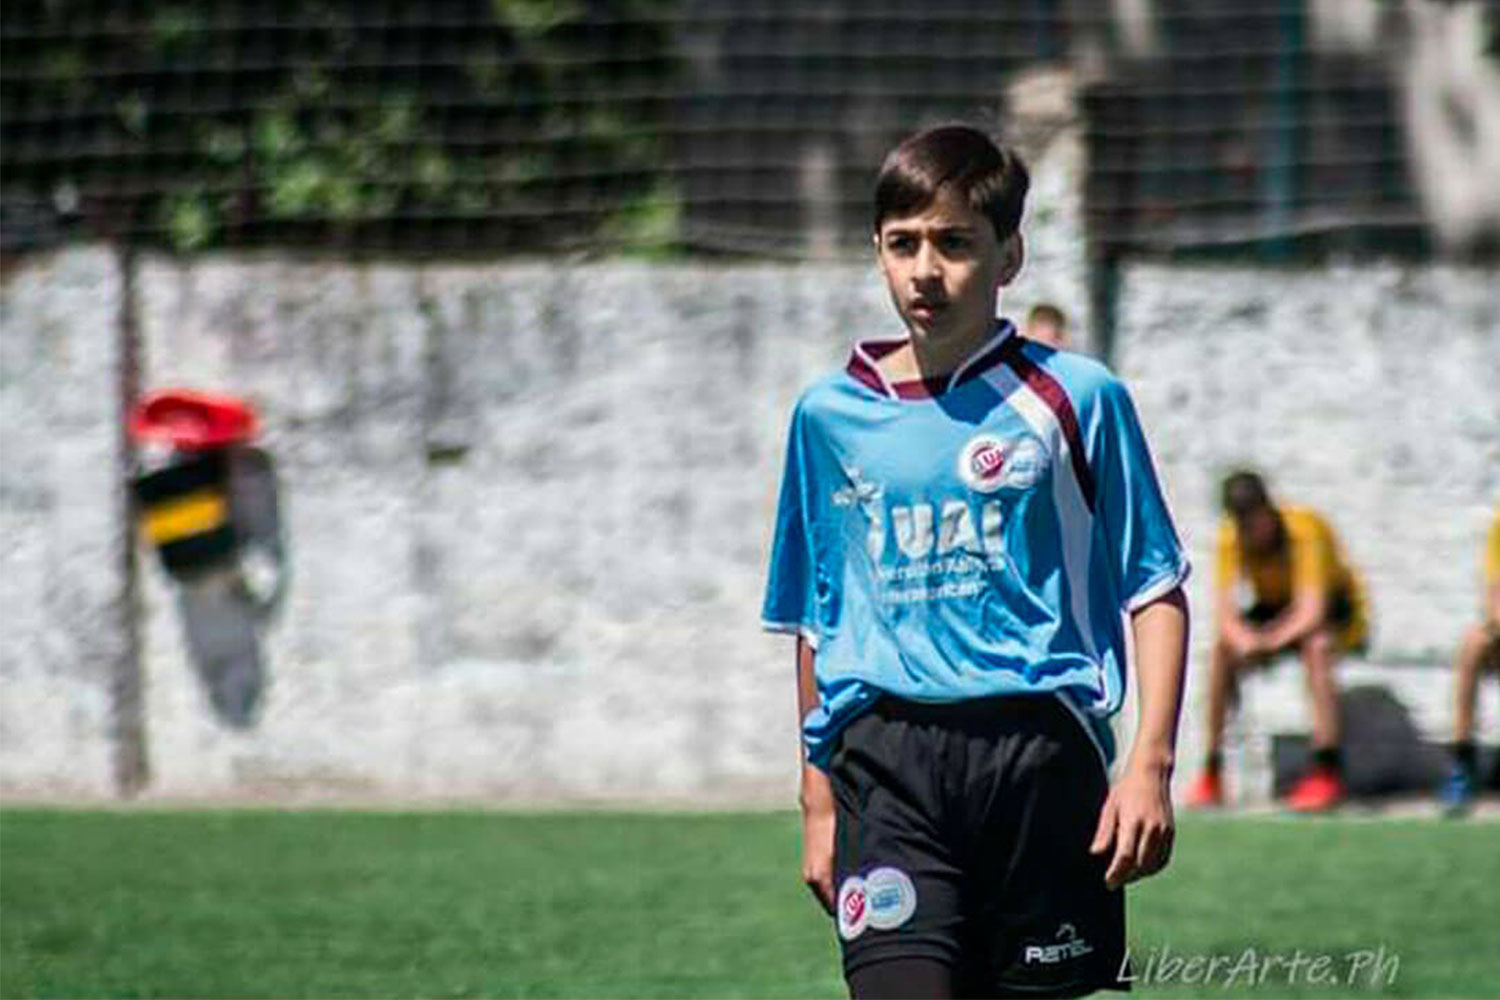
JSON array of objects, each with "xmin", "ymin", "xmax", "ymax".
[{"xmin": 4, "ymin": 1, "xmax": 1497, "ymax": 258}]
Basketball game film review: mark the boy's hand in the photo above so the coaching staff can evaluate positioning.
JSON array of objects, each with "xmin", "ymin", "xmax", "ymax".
[
  {"xmin": 1090, "ymin": 762, "xmax": 1175, "ymax": 890},
  {"xmin": 800, "ymin": 766, "xmax": 837, "ymax": 914}
]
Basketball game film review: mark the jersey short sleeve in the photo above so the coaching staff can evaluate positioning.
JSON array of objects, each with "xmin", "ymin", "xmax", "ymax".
[
  {"xmin": 1085, "ymin": 376, "xmax": 1190, "ymax": 611},
  {"xmin": 1214, "ymin": 516, "xmax": 1240, "ymax": 592},
  {"xmin": 1287, "ymin": 510, "xmax": 1335, "ymax": 597},
  {"xmin": 1486, "ymin": 506, "xmax": 1500, "ymax": 590},
  {"xmin": 762, "ymin": 401, "xmax": 822, "ymax": 646}
]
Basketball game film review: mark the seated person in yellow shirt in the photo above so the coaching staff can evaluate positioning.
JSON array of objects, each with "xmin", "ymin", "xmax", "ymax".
[
  {"xmin": 1441, "ymin": 504, "xmax": 1500, "ymax": 816},
  {"xmin": 1186, "ymin": 471, "xmax": 1369, "ymax": 812}
]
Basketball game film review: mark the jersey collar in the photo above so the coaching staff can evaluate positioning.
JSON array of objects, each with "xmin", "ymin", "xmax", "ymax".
[{"xmin": 846, "ymin": 319, "xmax": 1017, "ymax": 400}]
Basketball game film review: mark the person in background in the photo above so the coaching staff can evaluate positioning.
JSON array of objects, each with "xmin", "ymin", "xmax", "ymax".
[
  {"xmin": 1441, "ymin": 503, "xmax": 1500, "ymax": 816},
  {"xmin": 1186, "ymin": 470, "xmax": 1369, "ymax": 813},
  {"xmin": 1023, "ymin": 302, "xmax": 1069, "ymax": 350}
]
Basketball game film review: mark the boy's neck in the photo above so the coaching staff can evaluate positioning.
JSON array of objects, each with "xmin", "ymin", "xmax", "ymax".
[{"xmin": 877, "ymin": 319, "xmax": 1002, "ymax": 385}]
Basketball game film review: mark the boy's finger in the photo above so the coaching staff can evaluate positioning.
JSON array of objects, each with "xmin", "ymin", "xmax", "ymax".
[
  {"xmin": 806, "ymin": 876, "xmax": 834, "ymax": 915},
  {"xmin": 1090, "ymin": 796, "xmax": 1117, "ymax": 855},
  {"xmin": 1151, "ymin": 824, "xmax": 1176, "ymax": 873},
  {"xmin": 1105, "ymin": 820, "xmax": 1140, "ymax": 888},
  {"xmin": 1134, "ymin": 824, "xmax": 1163, "ymax": 871},
  {"xmin": 1105, "ymin": 853, "xmax": 1137, "ymax": 889}
]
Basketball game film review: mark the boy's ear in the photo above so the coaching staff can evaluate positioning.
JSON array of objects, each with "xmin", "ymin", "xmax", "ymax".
[{"xmin": 996, "ymin": 232, "xmax": 1024, "ymax": 286}]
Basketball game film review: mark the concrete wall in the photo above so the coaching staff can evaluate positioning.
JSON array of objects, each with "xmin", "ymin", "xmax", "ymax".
[
  {"xmin": 1118, "ymin": 262, "xmax": 1500, "ymax": 661},
  {"xmin": 2, "ymin": 244, "xmax": 1495, "ymax": 802},
  {"xmin": 1116, "ymin": 262, "xmax": 1500, "ymax": 797},
  {"xmin": 128, "ymin": 258, "xmax": 894, "ymax": 803},
  {"xmin": 0, "ymin": 248, "xmax": 124, "ymax": 797}
]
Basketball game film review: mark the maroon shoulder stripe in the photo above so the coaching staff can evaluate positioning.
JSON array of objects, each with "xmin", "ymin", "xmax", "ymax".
[
  {"xmin": 846, "ymin": 339, "xmax": 908, "ymax": 395},
  {"xmin": 846, "ymin": 351, "xmax": 886, "ymax": 394},
  {"xmin": 999, "ymin": 338, "xmax": 1096, "ymax": 512}
]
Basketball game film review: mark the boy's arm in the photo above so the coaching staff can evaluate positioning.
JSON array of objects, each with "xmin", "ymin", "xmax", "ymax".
[
  {"xmin": 796, "ymin": 636, "xmax": 836, "ymax": 914},
  {"xmin": 1091, "ymin": 586, "xmax": 1189, "ymax": 889}
]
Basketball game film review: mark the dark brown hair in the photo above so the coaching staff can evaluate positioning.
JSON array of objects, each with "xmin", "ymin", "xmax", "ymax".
[
  {"xmin": 873, "ymin": 124, "xmax": 1030, "ymax": 240},
  {"xmin": 1221, "ymin": 470, "xmax": 1272, "ymax": 520},
  {"xmin": 1222, "ymin": 469, "xmax": 1287, "ymax": 552}
]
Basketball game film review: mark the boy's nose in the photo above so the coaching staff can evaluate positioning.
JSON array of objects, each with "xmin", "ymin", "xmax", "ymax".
[{"xmin": 914, "ymin": 243, "xmax": 943, "ymax": 281}]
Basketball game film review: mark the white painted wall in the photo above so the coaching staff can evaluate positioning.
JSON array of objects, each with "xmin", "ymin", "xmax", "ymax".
[
  {"xmin": 2, "ymin": 214, "xmax": 1495, "ymax": 804},
  {"xmin": 1118, "ymin": 262, "xmax": 1500, "ymax": 662},
  {"xmin": 1116, "ymin": 261, "xmax": 1500, "ymax": 798},
  {"xmin": 129, "ymin": 258, "xmax": 890, "ymax": 802},
  {"xmin": 0, "ymin": 247, "xmax": 123, "ymax": 797}
]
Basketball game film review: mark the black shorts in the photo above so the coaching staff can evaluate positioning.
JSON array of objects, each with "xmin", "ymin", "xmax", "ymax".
[
  {"xmin": 829, "ymin": 694, "xmax": 1127, "ymax": 998},
  {"xmin": 1244, "ymin": 589, "xmax": 1354, "ymax": 629},
  {"xmin": 1246, "ymin": 587, "xmax": 1365, "ymax": 654}
]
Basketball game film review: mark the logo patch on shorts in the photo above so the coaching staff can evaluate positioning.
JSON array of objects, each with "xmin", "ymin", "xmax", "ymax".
[
  {"xmin": 958, "ymin": 433, "xmax": 1047, "ymax": 493},
  {"xmin": 863, "ymin": 866, "xmax": 918, "ymax": 930},
  {"xmin": 836, "ymin": 876, "xmax": 868, "ymax": 940}
]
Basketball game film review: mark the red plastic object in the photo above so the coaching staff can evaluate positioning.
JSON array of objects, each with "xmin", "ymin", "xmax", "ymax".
[
  {"xmin": 1183, "ymin": 769, "xmax": 1225, "ymax": 809},
  {"xmin": 128, "ymin": 389, "xmax": 259, "ymax": 451},
  {"xmin": 1284, "ymin": 767, "xmax": 1345, "ymax": 813}
]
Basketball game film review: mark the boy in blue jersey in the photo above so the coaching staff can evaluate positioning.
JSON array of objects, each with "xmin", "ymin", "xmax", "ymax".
[{"xmin": 763, "ymin": 125, "xmax": 1191, "ymax": 998}]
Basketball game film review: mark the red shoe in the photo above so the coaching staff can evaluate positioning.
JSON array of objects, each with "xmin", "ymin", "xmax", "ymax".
[
  {"xmin": 1185, "ymin": 770, "xmax": 1225, "ymax": 809},
  {"xmin": 1285, "ymin": 767, "xmax": 1344, "ymax": 812}
]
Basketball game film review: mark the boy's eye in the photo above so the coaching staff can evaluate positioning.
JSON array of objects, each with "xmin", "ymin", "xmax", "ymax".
[
  {"xmin": 938, "ymin": 233, "xmax": 971, "ymax": 253},
  {"xmin": 886, "ymin": 235, "xmax": 916, "ymax": 253}
]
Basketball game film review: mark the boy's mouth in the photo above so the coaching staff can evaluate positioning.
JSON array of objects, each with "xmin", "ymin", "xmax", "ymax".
[{"xmin": 908, "ymin": 298, "xmax": 947, "ymax": 321}]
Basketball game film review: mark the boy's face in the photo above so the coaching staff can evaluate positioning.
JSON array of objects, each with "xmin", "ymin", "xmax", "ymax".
[{"xmin": 875, "ymin": 187, "xmax": 1020, "ymax": 349}]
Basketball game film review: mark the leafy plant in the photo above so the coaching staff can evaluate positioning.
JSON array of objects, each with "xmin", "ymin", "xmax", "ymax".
[{"xmin": 3, "ymin": 0, "xmax": 681, "ymax": 253}]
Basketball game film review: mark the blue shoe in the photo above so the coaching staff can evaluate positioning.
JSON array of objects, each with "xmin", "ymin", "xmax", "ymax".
[{"xmin": 1441, "ymin": 765, "xmax": 1476, "ymax": 817}]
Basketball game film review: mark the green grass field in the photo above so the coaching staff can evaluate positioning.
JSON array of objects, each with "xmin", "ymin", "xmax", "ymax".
[{"xmin": 2, "ymin": 809, "xmax": 1496, "ymax": 998}]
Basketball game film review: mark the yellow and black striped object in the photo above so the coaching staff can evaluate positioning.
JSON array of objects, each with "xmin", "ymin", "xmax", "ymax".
[{"xmin": 133, "ymin": 451, "xmax": 237, "ymax": 574}]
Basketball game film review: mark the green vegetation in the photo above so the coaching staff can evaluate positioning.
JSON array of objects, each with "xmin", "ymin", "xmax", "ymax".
[
  {"xmin": 2, "ymin": 810, "xmax": 1496, "ymax": 997},
  {"xmin": 5, "ymin": 1, "xmax": 680, "ymax": 252}
]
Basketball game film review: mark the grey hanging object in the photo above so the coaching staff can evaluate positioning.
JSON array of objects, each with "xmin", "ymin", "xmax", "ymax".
[{"xmin": 130, "ymin": 390, "xmax": 288, "ymax": 729}]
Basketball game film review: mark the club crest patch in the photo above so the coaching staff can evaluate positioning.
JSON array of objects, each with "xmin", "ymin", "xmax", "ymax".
[
  {"xmin": 957, "ymin": 433, "xmax": 1047, "ymax": 493},
  {"xmin": 836, "ymin": 875, "xmax": 868, "ymax": 940},
  {"xmin": 863, "ymin": 866, "xmax": 918, "ymax": 930}
]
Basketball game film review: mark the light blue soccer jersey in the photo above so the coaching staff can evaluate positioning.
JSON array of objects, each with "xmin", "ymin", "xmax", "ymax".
[{"xmin": 762, "ymin": 321, "xmax": 1189, "ymax": 769}]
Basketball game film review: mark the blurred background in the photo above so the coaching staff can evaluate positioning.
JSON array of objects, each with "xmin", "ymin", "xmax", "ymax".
[{"xmin": 2, "ymin": 0, "xmax": 1498, "ymax": 809}]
